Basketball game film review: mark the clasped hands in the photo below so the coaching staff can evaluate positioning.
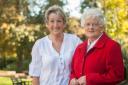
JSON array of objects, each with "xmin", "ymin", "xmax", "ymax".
[{"xmin": 69, "ymin": 76, "xmax": 86, "ymax": 85}]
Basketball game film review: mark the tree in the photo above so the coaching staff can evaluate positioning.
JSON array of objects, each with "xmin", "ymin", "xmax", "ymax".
[
  {"xmin": 80, "ymin": 0, "xmax": 99, "ymax": 13},
  {"xmin": 0, "ymin": 0, "xmax": 46, "ymax": 71},
  {"xmin": 27, "ymin": 0, "xmax": 66, "ymax": 24},
  {"xmin": 0, "ymin": 0, "xmax": 67, "ymax": 72},
  {"xmin": 101, "ymin": 0, "xmax": 128, "ymax": 48}
]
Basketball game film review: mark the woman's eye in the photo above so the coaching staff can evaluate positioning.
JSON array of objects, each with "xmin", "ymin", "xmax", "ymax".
[
  {"xmin": 85, "ymin": 23, "xmax": 90, "ymax": 26},
  {"xmin": 50, "ymin": 20, "xmax": 54, "ymax": 22},
  {"xmin": 57, "ymin": 20, "xmax": 63, "ymax": 22},
  {"xmin": 48, "ymin": 19, "xmax": 63, "ymax": 23}
]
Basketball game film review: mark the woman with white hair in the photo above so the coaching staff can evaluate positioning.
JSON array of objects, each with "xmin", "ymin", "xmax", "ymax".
[
  {"xmin": 69, "ymin": 8, "xmax": 124, "ymax": 85},
  {"xmin": 29, "ymin": 5, "xmax": 82, "ymax": 85}
]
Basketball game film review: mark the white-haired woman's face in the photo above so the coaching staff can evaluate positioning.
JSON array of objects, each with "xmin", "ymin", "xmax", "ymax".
[{"xmin": 83, "ymin": 16, "xmax": 104, "ymax": 41}]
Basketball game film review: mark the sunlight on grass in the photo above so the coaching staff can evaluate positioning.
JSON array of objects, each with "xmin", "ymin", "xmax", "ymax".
[{"xmin": 0, "ymin": 77, "xmax": 12, "ymax": 85}]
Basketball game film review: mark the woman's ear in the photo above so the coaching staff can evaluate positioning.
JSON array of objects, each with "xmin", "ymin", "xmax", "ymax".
[{"xmin": 100, "ymin": 28, "xmax": 105, "ymax": 33}]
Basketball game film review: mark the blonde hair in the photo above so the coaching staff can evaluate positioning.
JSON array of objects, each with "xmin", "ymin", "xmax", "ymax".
[
  {"xmin": 44, "ymin": 5, "xmax": 67, "ymax": 24},
  {"xmin": 81, "ymin": 8, "xmax": 105, "ymax": 28}
]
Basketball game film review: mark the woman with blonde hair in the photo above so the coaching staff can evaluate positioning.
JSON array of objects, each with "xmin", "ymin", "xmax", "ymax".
[{"xmin": 29, "ymin": 5, "xmax": 81, "ymax": 85}]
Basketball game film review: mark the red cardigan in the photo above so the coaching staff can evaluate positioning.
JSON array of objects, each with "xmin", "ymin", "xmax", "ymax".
[{"xmin": 70, "ymin": 33, "xmax": 124, "ymax": 85}]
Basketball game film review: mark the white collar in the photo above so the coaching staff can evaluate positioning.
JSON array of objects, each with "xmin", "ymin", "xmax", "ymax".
[{"xmin": 87, "ymin": 33, "xmax": 103, "ymax": 52}]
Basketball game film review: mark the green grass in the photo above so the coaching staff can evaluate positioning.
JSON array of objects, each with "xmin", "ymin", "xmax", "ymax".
[
  {"xmin": 0, "ymin": 77, "xmax": 12, "ymax": 85},
  {"xmin": 0, "ymin": 77, "xmax": 32, "ymax": 85},
  {"xmin": 0, "ymin": 76, "xmax": 127, "ymax": 85}
]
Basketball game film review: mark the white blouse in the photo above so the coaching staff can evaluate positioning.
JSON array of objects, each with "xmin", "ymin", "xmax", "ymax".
[{"xmin": 29, "ymin": 33, "xmax": 82, "ymax": 85}]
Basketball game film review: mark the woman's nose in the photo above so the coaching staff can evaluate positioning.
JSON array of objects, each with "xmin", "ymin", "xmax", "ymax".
[
  {"xmin": 53, "ymin": 22, "xmax": 58, "ymax": 27},
  {"xmin": 88, "ymin": 24, "xmax": 94, "ymax": 29}
]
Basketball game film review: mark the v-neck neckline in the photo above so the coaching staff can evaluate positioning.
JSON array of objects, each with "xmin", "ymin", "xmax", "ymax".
[{"xmin": 47, "ymin": 33, "xmax": 66, "ymax": 56}]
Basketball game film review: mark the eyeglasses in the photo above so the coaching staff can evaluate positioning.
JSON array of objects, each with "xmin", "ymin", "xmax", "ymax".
[{"xmin": 84, "ymin": 23, "xmax": 101, "ymax": 27}]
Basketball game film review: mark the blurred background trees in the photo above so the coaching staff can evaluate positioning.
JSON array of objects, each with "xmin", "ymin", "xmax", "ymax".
[{"xmin": 0, "ymin": 0, "xmax": 127, "ymax": 77}]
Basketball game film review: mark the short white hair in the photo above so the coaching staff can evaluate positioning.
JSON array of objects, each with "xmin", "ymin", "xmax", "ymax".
[{"xmin": 81, "ymin": 8, "xmax": 105, "ymax": 28}]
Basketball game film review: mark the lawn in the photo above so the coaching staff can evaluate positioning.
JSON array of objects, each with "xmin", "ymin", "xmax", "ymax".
[
  {"xmin": 0, "ymin": 77, "xmax": 12, "ymax": 85},
  {"xmin": 0, "ymin": 77, "xmax": 127, "ymax": 85},
  {"xmin": 0, "ymin": 77, "xmax": 32, "ymax": 85}
]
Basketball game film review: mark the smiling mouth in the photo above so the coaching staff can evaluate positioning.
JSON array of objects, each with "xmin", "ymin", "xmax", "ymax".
[
  {"xmin": 88, "ymin": 31, "xmax": 94, "ymax": 32},
  {"xmin": 53, "ymin": 30, "xmax": 60, "ymax": 32}
]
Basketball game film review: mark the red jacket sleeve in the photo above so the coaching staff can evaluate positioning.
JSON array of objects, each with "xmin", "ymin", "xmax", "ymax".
[{"xmin": 86, "ymin": 43, "xmax": 124, "ymax": 84}]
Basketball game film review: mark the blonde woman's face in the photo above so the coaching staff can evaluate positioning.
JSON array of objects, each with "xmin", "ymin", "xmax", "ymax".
[
  {"xmin": 46, "ymin": 13, "xmax": 65, "ymax": 35},
  {"xmin": 83, "ymin": 16, "xmax": 104, "ymax": 40}
]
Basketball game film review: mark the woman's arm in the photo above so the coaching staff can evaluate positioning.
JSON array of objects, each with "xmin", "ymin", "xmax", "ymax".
[
  {"xmin": 32, "ymin": 77, "xmax": 39, "ymax": 85},
  {"xmin": 29, "ymin": 40, "xmax": 42, "ymax": 85}
]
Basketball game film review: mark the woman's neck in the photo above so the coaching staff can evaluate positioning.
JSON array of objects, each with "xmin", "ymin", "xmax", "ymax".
[
  {"xmin": 48, "ymin": 33, "xmax": 64, "ymax": 54},
  {"xmin": 48, "ymin": 33, "xmax": 64, "ymax": 42},
  {"xmin": 88, "ymin": 33, "xmax": 103, "ymax": 42},
  {"xmin": 88, "ymin": 37, "xmax": 97, "ymax": 43}
]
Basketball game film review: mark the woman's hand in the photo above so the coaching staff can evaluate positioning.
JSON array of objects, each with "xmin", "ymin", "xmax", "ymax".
[
  {"xmin": 69, "ymin": 78, "xmax": 79, "ymax": 85},
  {"xmin": 78, "ymin": 76, "xmax": 86, "ymax": 85}
]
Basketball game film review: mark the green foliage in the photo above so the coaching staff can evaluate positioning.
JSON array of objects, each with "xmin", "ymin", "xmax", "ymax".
[
  {"xmin": 6, "ymin": 57, "xmax": 17, "ymax": 65},
  {"xmin": 2, "ymin": 57, "xmax": 17, "ymax": 71},
  {"xmin": 0, "ymin": 0, "xmax": 50, "ymax": 72},
  {"xmin": 22, "ymin": 59, "xmax": 31, "ymax": 71},
  {"xmin": 80, "ymin": 0, "xmax": 99, "ymax": 13},
  {"xmin": 125, "ymin": 64, "xmax": 128, "ymax": 80},
  {"xmin": 99, "ymin": 0, "xmax": 128, "ymax": 47},
  {"xmin": 0, "ymin": 57, "xmax": 6, "ymax": 69},
  {"xmin": 5, "ymin": 63, "xmax": 17, "ymax": 71},
  {"xmin": 27, "ymin": 0, "xmax": 66, "ymax": 24},
  {"xmin": 122, "ymin": 48, "xmax": 128, "ymax": 79}
]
